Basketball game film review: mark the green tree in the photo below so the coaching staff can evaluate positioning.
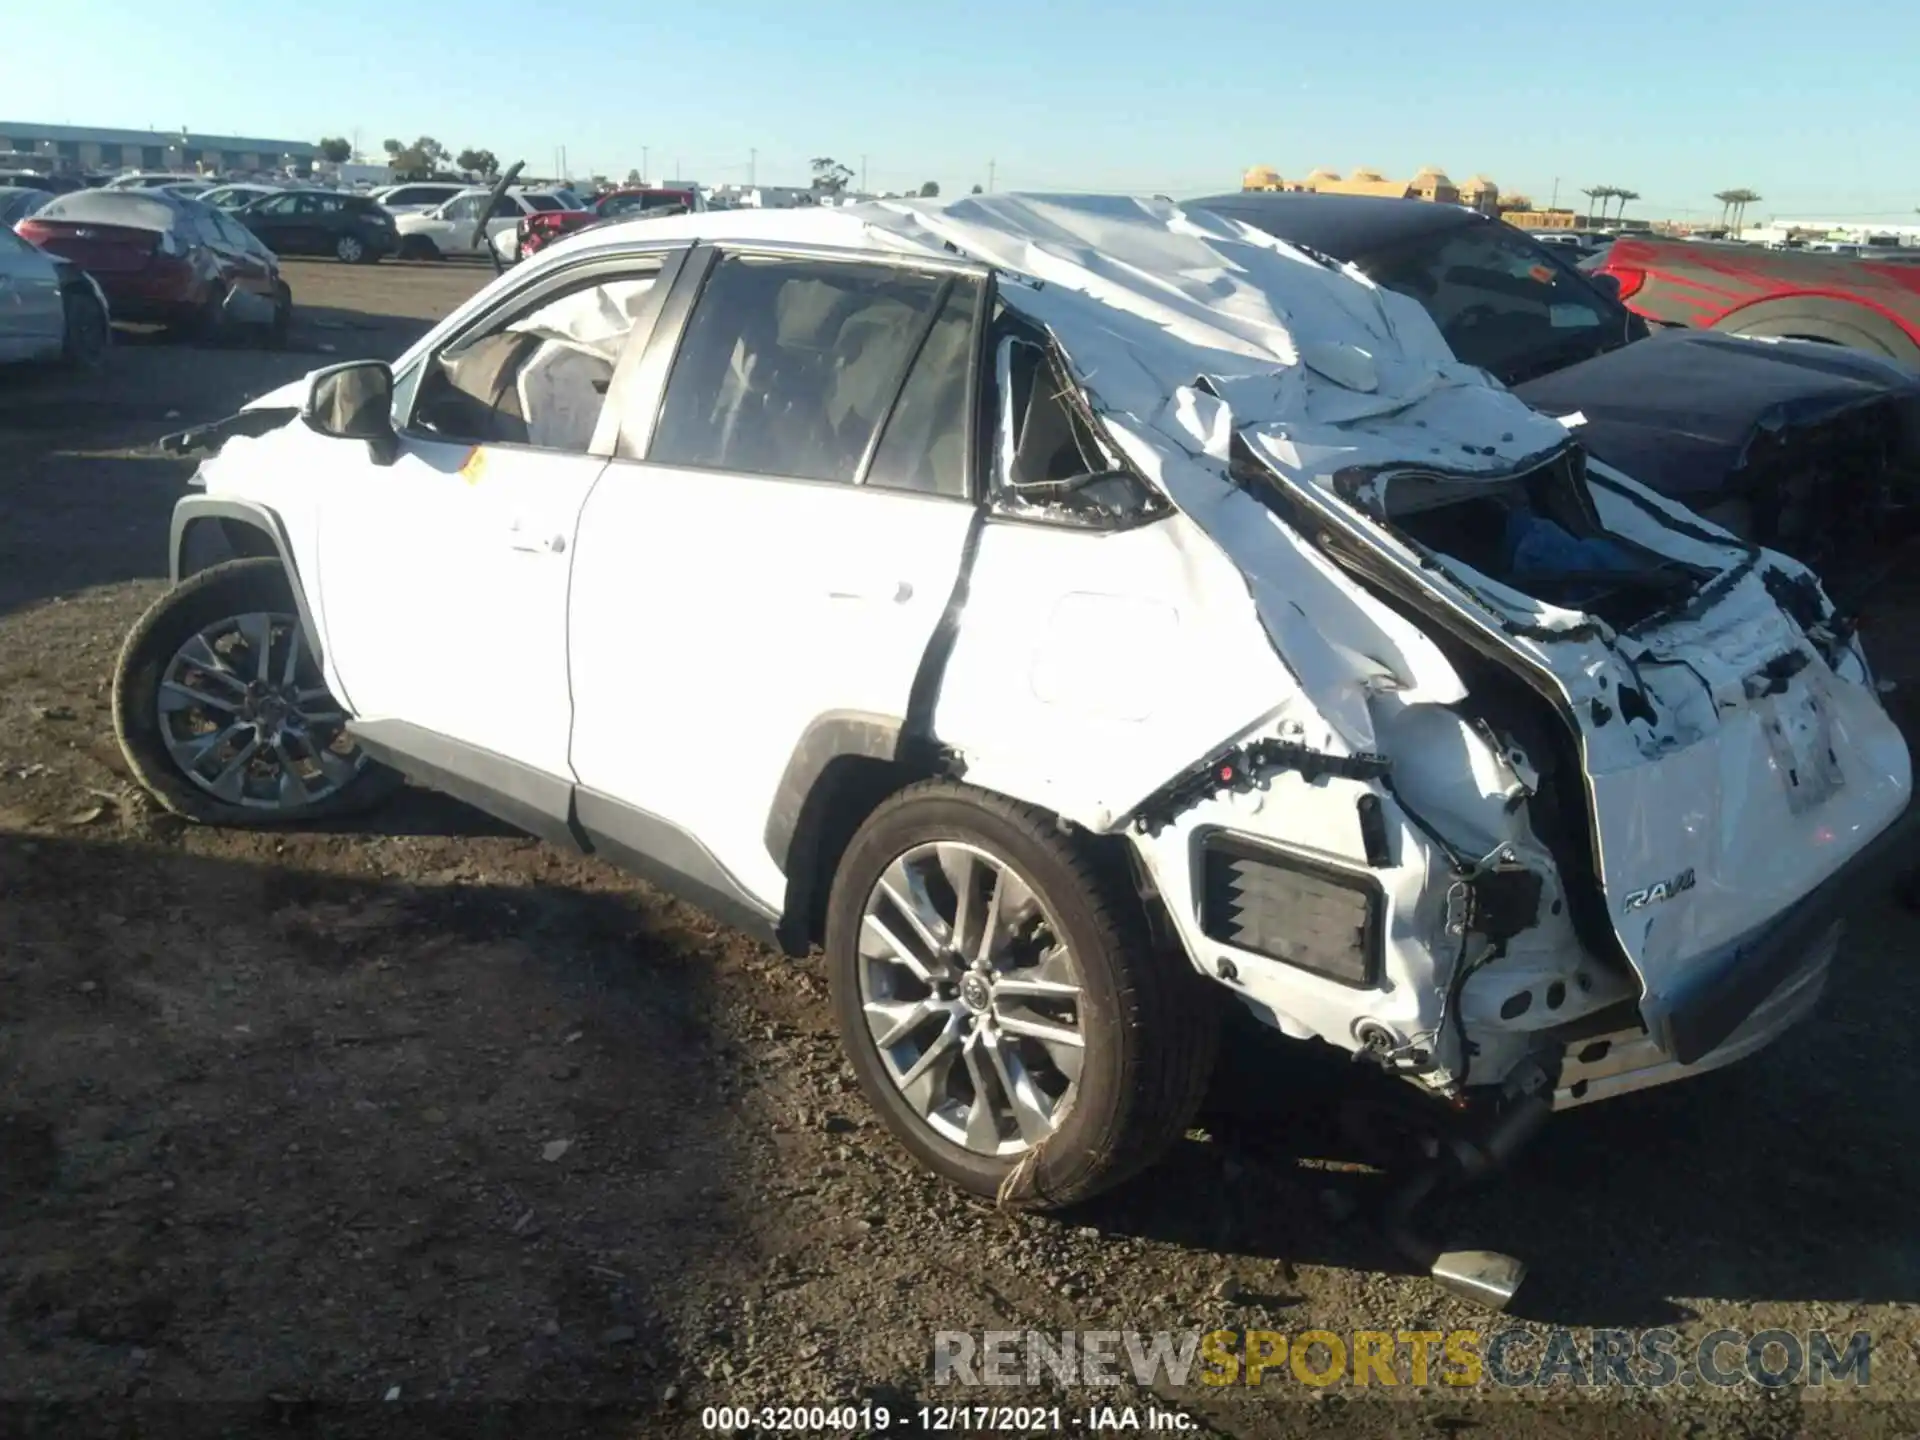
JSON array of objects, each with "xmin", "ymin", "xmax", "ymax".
[
  {"xmin": 970, "ymin": 183, "xmax": 983, "ymax": 195},
  {"xmin": 1612, "ymin": 188, "xmax": 1641, "ymax": 222},
  {"xmin": 626, "ymin": 168, "xmax": 643, "ymax": 186},
  {"xmin": 810, "ymin": 156, "xmax": 853, "ymax": 194},
  {"xmin": 382, "ymin": 138, "xmax": 402, "ymax": 157},
  {"xmin": 918, "ymin": 180, "xmax": 940, "ymax": 197},
  {"xmin": 318, "ymin": 137, "xmax": 352, "ymax": 164},
  {"xmin": 387, "ymin": 137, "xmax": 449, "ymax": 180},
  {"xmin": 456, "ymin": 148, "xmax": 499, "ymax": 178}
]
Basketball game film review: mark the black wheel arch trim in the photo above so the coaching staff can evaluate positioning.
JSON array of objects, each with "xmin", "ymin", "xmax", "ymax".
[
  {"xmin": 168, "ymin": 495, "xmax": 327, "ymax": 671},
  {"xmin": 763, "ymin": 710, "xmax": 910, "ymax": 875}
]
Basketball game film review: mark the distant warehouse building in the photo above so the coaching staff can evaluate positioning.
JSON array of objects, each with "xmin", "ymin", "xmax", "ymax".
[{"xmin": 0, "ymin": 121, "xmax": 318, "ymax": 175}]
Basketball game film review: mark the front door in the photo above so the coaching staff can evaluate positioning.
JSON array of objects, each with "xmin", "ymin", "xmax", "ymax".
[
  {"xmin": 313, "ymin": 249, "xmax": 680, "ymax": 788},
  {"xmin": 567, "ymin": 248, "xmax": 986, "ymax": 910}
]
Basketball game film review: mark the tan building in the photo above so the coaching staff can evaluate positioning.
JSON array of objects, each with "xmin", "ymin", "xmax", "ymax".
[{"xmin": 1239, "ymin": 165, "xmax": 1500, "ymax": 215}]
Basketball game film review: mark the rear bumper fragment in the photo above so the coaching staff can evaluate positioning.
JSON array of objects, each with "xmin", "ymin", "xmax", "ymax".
[{"xmin": 1658, "ymin": 800, "xmax": 1920, "ymax": 1066}]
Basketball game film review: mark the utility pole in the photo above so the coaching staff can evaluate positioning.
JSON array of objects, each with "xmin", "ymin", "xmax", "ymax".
[
  {"xmin": 1549, "ymin": 177, "xmax": 1559, "ymax": 210},
  {"xmin": 749, "ymin": 148, "xmax": 757, "ymax": 186},
  {"xmin": 987, "ymin": 158, "xmax": 995, "ymax": 192},
  {"xmin": 560, "ymin": 144, "xmax": 568, "ymax": 181},
  {"xmin": 642, "ymin": 146, "xmax": 650, "ymax": 182},
  {"xmin": 861, "ymin": 154, "xmax": 868, "ymax": 193}
]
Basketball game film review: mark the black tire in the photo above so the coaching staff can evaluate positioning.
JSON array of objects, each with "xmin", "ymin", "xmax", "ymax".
[
  {"xmin": 265, "ymin": 283, "xmax": 292, "ymax": 351},
  {"xmin": 826, "ymin": 781, "xmax": 1219, "ymax": 1210},
  {"xmin": 191, "ymin": 285, "xmax": 230, "ymax": 345},
  {"xmin": 398, "ymin": 235, "xmax": 440, "ymax": 261},
  {"xmin": 112, "ymin": 558, "xmax": 401, "ymax": 827},
  {"xmin": 60, "ymin": 288, "xmax": 109, "ymax": 371}
]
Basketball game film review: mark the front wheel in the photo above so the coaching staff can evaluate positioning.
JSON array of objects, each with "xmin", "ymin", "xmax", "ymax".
[
  {"xmin": 112, "ymin": 558, "xmax": 400, "ymax": 826},
  {"xmin": 826, "ymin": 781, "xmax": 1218, "ymax": 1210}
]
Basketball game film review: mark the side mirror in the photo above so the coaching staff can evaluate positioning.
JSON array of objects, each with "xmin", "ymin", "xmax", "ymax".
[
  {"xmin": 302, "ymin": 360, "xmax": 397, "ymax": 464},
  {"xmin": 1588, "ymin": 271, "xmax": 1623, "ymax": 301}
]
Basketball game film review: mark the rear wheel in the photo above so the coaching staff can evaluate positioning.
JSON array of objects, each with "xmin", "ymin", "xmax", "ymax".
[
  {"xmin": 334, "ymin": 232, "xmax": 367, "ymax": 264},
  {"xmin": 112, "ymin": 558, "xmax": 400, "ymax": 826},
  {"xmin": 826, "ymin": 782, "xmax": 1218, "ymax": 1209},
  {"xmin": 60, "ymin": 289, "xmax": 109, "ymax": 371},
  {"xmin": 398, "ymin": 235, "xmax": 440, "ymax": 261}
]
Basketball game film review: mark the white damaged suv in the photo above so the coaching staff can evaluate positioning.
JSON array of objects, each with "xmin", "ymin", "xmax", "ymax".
[{"xmin": 117, "ymin": 196, "xmax": 1914, "ymax": 1282}]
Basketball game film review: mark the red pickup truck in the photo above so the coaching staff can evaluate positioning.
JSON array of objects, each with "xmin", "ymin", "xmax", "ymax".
[
  {"xmin": 514, "ymin": 186, "xmax": 703, "ymax": 261},
  {"xmin": 1596, "ymin": 238, "xmax": 1920, "ymax": 365}
]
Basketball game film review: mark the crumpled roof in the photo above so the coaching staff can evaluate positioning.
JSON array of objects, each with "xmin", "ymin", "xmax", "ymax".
[
  {"xmin": 854, "ymin": 193, "xmax": 1576, "ymax": 486},
  {"xmin": 576, "ymin": 193, "xmax": 1577, "ymax": 488}
]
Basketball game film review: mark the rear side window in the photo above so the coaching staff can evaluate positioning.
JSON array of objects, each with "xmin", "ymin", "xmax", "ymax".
[
  {"xmin": 649, "ymin": 254, "xmax": 950, "ymax": 483},
  {"xmin": 523, "ymin": 195, "xmax": 564, "ymax": 212},
  {"xmin": 865, "ymin": 280, "xmax": 979, "ymax": 499}
]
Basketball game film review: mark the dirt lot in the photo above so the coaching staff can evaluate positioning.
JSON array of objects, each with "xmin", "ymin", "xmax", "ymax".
[{"xmin": 4, "ymin": 257, "xmax": 1920, "ymax": 1438}]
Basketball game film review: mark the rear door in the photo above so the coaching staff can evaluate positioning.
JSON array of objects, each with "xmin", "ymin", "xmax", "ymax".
[{"xmin": 566, "ymin": 246, "xmax": 987, "ymax": 910}]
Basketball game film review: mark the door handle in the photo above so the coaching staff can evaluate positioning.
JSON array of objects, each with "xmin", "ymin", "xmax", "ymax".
[
  {"xmin": 826, "ymin": 579, "xmax": 913, "ymax": 604},
  {"xmin": 506, "ymin": 520, "xmax": 566, "ymax": 554}
]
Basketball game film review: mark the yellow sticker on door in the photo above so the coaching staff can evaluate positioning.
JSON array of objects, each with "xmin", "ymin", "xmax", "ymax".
[{"xmin": 460, "ymin": 447, "xmax": 487, "ymax": 485}]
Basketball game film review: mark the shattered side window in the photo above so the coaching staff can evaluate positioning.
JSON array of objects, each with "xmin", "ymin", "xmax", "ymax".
[{"xmin": 989, "ymin": 329, "xmax": 1161, "ymax": 526}]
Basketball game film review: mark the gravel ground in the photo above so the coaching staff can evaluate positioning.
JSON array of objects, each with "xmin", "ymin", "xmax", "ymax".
[{"xmin": 3, "ymin": 257, "xmax": 1920, "ymax": 1439}]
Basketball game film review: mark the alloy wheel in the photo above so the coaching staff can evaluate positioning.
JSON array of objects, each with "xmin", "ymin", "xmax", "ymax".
[
  {"xmin": 858, "ymin": 841, "xmax": 1087, "ymax": 1156},
  {"xmin": 156, "ymin": 611, "xmax": 364, "ymax": 810},
  {"xmin": 337, "ymin": 235, "xmax": 364, "ymax": 263}
]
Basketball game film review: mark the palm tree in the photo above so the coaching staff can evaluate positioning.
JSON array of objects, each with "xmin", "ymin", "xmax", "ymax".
[
  {"xmin": 1713, "ymin": 188, "xmax": 1762, "ymax": 233},
  {"xmin": 1582, "ymin": 185, "xmax": 1607, "ymax": 225},
  {"xmin": 1612, "ymin": 188, "xmax": 1641, "ymax": 224}
]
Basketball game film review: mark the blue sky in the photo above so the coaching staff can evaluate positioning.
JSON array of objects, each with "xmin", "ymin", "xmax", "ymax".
[{"xmin": 13, "ymin": 0, "xmax": 1919, "ymax": 220}]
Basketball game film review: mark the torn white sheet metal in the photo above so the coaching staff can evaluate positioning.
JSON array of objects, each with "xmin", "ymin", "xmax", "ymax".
[{"xmin": 835, "ymin": 195, "xmax": 1910, "ymax": 1033}]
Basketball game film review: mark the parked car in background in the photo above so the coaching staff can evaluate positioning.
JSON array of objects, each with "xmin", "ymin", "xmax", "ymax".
[
  {"xmin": 0, "ymin": 169, "xmax": 84, "ymax": 194},
  {"xmin": 104, "ymin": 172, "xmax": 209, "ymax": 191},
  {"xmin": 1195, "ymin": 190, "xmax": 1920, "ymax": 588},
  {"xmin": 197, "ymin": 183, "xmax": 282, "ymax": 211},
  {"xmin": 502, "ymin": 185, "xmax": 703, "ymax": 262},
  {"xmin": 0, "ymin": 185, "xmax": 55, "ymax": 227},
  {"xmin": 370, "ymin": 182, "xmax": 469, "ymax": 217},
  {"xmin": 238, "ymin": 189, "xmax": 397, "ymax": 264},
  {"xmin": 0, "ymin": 217, "xmax": 110, "ymax": 368},
  {"xmin": 18, "ymin": 189, "xmax": 289, "ymax": 344},
  {"xmin": 394, "ymin": 188, "xmax": 578, "ymax": 260},
  {"xmin": 1595, "ymin": 237, "xmax": 1920, "ymax": 365}
]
